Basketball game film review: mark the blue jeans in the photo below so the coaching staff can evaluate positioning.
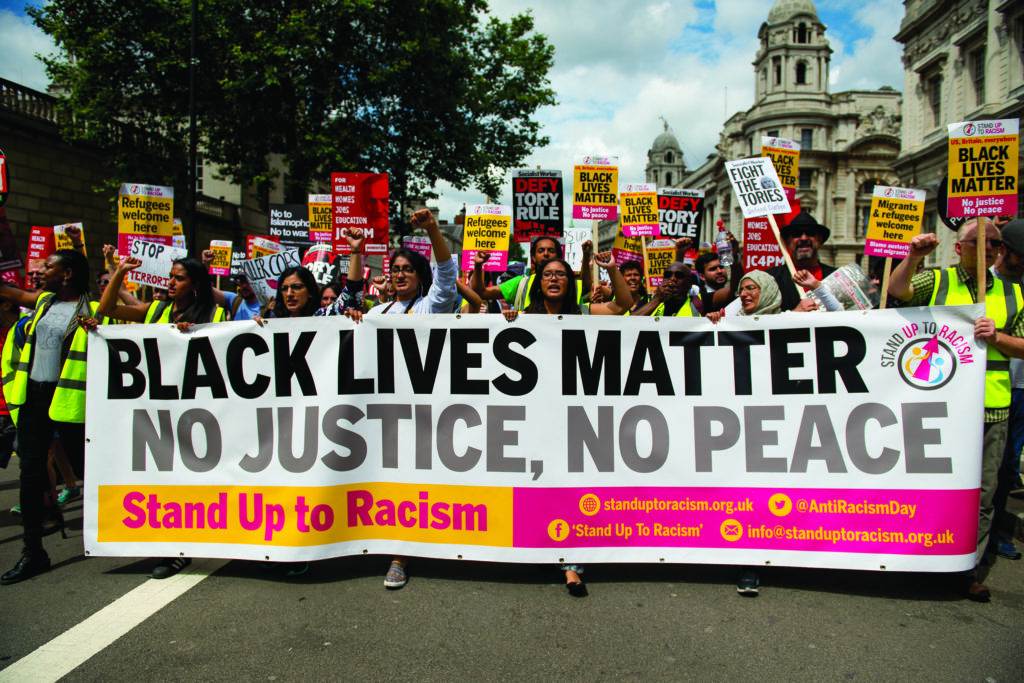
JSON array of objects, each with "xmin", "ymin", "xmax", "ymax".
[{"xmin": 993, "ymin": 388, "xmax": 1024, "ymax": 543}]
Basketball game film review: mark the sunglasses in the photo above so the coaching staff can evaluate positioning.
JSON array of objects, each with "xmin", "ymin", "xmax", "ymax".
[
  {"xmin": 960, "ymin": 239, "xmax": 1003, "ymax": 248},
  {"xmin": 662, "ymin": 270, "xmax": 689, "ymax": 280}
]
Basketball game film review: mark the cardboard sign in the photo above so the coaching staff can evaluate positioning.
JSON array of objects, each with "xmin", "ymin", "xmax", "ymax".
[
  {"xmin": 301, "ymin": 243, "xmax": 338, "ymax": 286},
  {"xmin": 171, "ymin": 218, "xmax": 187, "ymax": 251},
  {"xmin": 761, "ymin": 136, "xmax": 800, "ymax": 201},
  {"xmin": 725, "ymin": 157, "xmax": 791, "ymax": 218},
  {"xmin": 658, "ymin": 188, "xmax": 703, "ymax": 239},
  {"xmin": 247, "ymin": 235, "xmax": 282, "ymax": 259},
  {"xmin": 127, "ymin": 239, "xmax": 188, "ymax": 290},
  {"xmin": 26, "ymin": 225, "xmax": 55, "ymax": 288},
  {"xmin": 461, "ymin": 204, "xmax": 511, "ymax": 273},
  {"xmin": 269, "ymin": 204, "xmax": 312, "ymax": 251},
  {"xmin": 512, "ymin": 170, "xmax": 563, "ymax": 242},
  {"xmin": 402, "ymin": 235, "xmax": 432, "ymax": 261},
  {"xmin": 644, "ymin": 239, "xmax": 677, "ymax": 289},
  {"xmin": 307, "ymin": 194, "xmax": 332, "ymax": 243},
  {"xmin": 54, "ymin": 222, "xmax": 85, "ymax": 253},
  {"xmin": 742, "ymin": 217, "xmax": 785, "ymax": 271},
  {"xmin": 208, "ymin": 240, "xmax": 233, "ymax": 277},
  {"xmin": 563, "ymin": 226, "xmax": 590, "ymax": 273},
  {"xmin": 572, "ymin": 156, "xmax": 618, "ymax": 221},
  {"xmin": 611, "ymin": 230, "xmax": 643, "ymax": 268},
  {"xmin": 619, "ymin": 183, "xmax": 659, "ymax": 238},
  {"xmin": 946, "ymin": 119, "xmax": 1019, "ymax": 218},
  {"xmin": 241, "ymin": 248, "xmax": 302, "ymax": 304},
  {"xmin": 117, "ymin": 183, "xmax": 174, "ymax": 255},
  {"xmin": 864, "ymin": 186, "xmax": 926, "ymax": 259},
  {"xmin": 331, "ymin": 172, "xmax": 390, "ymax": 255}
]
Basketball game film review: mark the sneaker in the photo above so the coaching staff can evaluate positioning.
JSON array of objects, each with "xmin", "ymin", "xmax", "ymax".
[
  {"xmin": 384, "ymin": 560, "xmax": 407, "ymax": 589},
  {"xmin": 996, "ymin": 540, "xmax": 1022, "ymax": 560},
  {"xmin": 57, "ymin": 487, "xmax": 81, "ymax": 507},
  {"xmin": 151, "ymin": 557, "xmax": 191, "ymax": 579},
  {"xmin": 10, "ymin": 503, "xmax": 20, "ymax": 516},
  {"xmin": 736, "ymin": 570, "xmax": 760, "ymax": 596},
  {"xmin": 1, "ymin": 552, "xmax": 51, "ymax": 585}
]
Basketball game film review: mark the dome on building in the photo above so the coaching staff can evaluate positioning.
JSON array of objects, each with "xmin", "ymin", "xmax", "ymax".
[
  {"xmin": 767, "ymin": 0, "xmax": 818, "ymax": 23},
  {"xmin": 651, "ymin": 121, "xmax": 681, "ymax": 152}
]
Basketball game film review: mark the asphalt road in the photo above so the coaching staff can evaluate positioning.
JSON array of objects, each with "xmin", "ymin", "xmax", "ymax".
[{"xmin": 1, "ymin": 467, "xmax": 1023, "ymax": 682}]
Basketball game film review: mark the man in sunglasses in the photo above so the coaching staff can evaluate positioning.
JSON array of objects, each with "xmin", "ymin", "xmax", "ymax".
[
  {"xmin": 889, "ymin": 217, "xmax": 1024, "ymax": 602},
  {"xmin": 631, "ymin": 262, "xmax": 701, "ymax": 317},
  {"xmin": 766, "ymin": 210, "xmax": 836, "ymax": 311}
]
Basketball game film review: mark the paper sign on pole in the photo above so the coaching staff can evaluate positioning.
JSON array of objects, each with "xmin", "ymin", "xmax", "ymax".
[
  {"xmin": 563, "ymin": 226, "xmax": 590, "ymax": 273},
  {"xmin": 26, "ymin": 225, "xmax": 55, "ymax": 288},
  {"xmin": 761, "ymin": 136, "xmax": 800, "ymax": 201},
  {"xmin": 240, "ymin": 248, "xmax": 302, "ymax": 304},
  {"xmin": 461, "ymin": 204, "xmax": 511, "ymax": 272},
  {"xmin": 54, "ymin": 222, "xmax": 85, "ymax": 253},
  {"xmin": 619, "ymin": 183, "xmax": 659, "ymax": 238},
  {"xmin": 864, "ymin": 186, "xmax": 926, "ymax": 259},
  {"xmin": 269, "ymin": 204, "xmax": 312, "ymax": 252},
  {"xmin": 946, "ymin": 119, "xmax": 1019, "ymax": 218},
  {"xmin": 208, "ymin": 240, "xmax": 233, "ymax": 277},
  {"xmin": 171, "ymin": 218, "xmax": 187, "ymax": 251},
  {"xmin": 126, "ymin": 240, "xmax": 188, "ymax": 290},
  {"xmin": 658, "ymin": 188, "xmax": 704, "ymax": 239},
  {"xmin": 612, "ymin": 230, "xmax": 643, "ymax": 268},
  {"xmin": 572, "ymin": 156, "xmax": 619, "ymax": 221},
  {"xmin": 402, "ymin": 235, "xmax": 433, "ymax": 262},
  {"xmin": 725, "ymin": 157, "xmax": 791, "ymax": 218},
  {"xmin": 247, "ymin": 235, "xmax": 282, "ymax": 259},
  {"xmin": 743, "ymin": 217, "xmax": 785, "ymax": 271},
  {"xmin": 308, "ymin": 194, "xmax": 333, "ymax": 243},
  {"xmin": 331, "ymin": 172, "xmax": 390, "ymax": 255},
  {"xmin": 117, "ymin": 183, "xmax": 174, "ymax": 255},
  {"xmin": 512, "ymin": 170, "xmax": 563, "ymax": 242},
  {"xmin": 644, "ymin": 239, "xmax": 677, "ymax": 289}
]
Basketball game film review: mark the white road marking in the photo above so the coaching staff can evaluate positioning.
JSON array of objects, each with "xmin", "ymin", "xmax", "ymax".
[{"xmin": 0, "ymin": 558, "xmax": 228, "ymax": 682}]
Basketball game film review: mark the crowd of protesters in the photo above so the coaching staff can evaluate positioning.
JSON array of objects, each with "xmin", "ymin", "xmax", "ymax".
[{"xmin": 0, "ymin": 209, "xmax": 1022, "ymax": 603}]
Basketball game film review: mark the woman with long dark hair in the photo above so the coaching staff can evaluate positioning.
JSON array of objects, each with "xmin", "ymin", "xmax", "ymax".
[
  {"xmin": 505, "ymin": 251, "xmax": 630, "ymax": 596},
  {"xmin": 0, "ymin": 250, "xmax": 98, "ymax": 584},
  {"xmin": 98, "ymin": 256, "xmax": 226, "ymax": 328}
]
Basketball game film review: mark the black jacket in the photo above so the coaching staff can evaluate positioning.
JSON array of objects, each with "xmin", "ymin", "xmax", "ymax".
[{"xmin": 766, "ymin": 262, "xmax": 837, "ymax": 311}]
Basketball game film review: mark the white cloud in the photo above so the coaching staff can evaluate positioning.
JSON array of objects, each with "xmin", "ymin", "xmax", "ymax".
[
  {"xmin": 829, "ymin": 0, "xmax": 905, "ymax": 91},
  {"xmin": 0, "ymin": 10, "xmax": 55, "ymax": 92}
]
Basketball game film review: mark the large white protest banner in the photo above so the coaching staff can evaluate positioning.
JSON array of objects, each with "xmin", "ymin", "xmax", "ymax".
[
  {"xmin": 85, "ymin": 306, "xmax": 983, "ymax": 572},
  {"xmin": 239, "ymin": 248, "xmax": 301, "ymax": 304},
  {"xmin": 126, "ymin": 240, "xmax": 189, "ymax": 289}
]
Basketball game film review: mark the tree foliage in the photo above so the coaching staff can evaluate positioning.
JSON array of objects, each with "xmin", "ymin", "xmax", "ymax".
[{"xmin": 30, "ymin": 0, "xmax": 555, "ymax": 210}]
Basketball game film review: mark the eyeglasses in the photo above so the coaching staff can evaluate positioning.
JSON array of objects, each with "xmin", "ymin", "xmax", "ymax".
[
  {"xmin": 279, "ymin": 283, "xmax": 306, "ymax": 293},
  {"xmin": 390, "ymin": 265, "xmax": 416, "ymax": 274},
  {"xmin": 541, "ymin": 270, "xmax": 569, "ymax": 280},
  {"xmin": 960, "ymin": 238, "xmax": 1003, "ymax": 248},
  {"xmin": 663, "ymin": 270, "xmax": 689, "ymax": 280}
]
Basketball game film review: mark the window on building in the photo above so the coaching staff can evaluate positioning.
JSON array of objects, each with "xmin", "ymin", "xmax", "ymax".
[
  {"xmin": 796, "ymin": 61, "xmax": 808, "ymax": 85},
  {"xmin": 970, "ymin": 45, "xmax": 985, "ymax": 105},
  {"xmin": 665, "ymin": 172, "xmax": 672, "ymax": 186},
  {"xmin": 773, "ymin": 57, "xmax": 781, "ymax": 85},
  {"xmin": 860, "ymin": 180, "xmax": 876, "ymax": 194},
  {"xmin": 799, "ymin": 168, "xmax": 812, "ymax": 189},
  {"xmin": 926, "ymin": 74, "xmax": 942, "ymax": 127},
  {"xmin": 652, "ymin": 170, "xmax": 659, "ymax": 183},
  {"xmin": 665, "ymin": 151, "xmax": 673, "ymax": 164},
  {"xmin": 800, "ymin": 128, "xmax": 813, "ymax": 149},
  {"xmin": 195, "ymin": 155, "xmax": 204, "ymax": 194},
  {"xmin": 767, "ymin": 129, "xmax": 779, "ymax": 138},
  {"xmin": 796, "ymin": 22, "xmax": 808, "ymax": 44}
]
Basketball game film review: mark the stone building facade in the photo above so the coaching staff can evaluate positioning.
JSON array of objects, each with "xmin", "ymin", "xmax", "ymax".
[
  {"xmin": 673, "ymin": 0, "xmax": 902, "ymax": 268},
  {"xmin": 894, "ymin": 0, "xmax": 1024, "ymax": 267}
]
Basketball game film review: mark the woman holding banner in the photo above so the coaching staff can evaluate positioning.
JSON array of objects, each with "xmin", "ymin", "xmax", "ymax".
[
  {"xmin": 0, "ymin": 250, "xmax": 98, "ymax": 585},
  {"xmin": 99, "ymin": 256, "xmax": 226, "ymax": 328},
  {"xmin": 503, "ymin": 251, "xmax": 630, "ymax": 596},
  {"xmin": 344, "ymin": 210, "xmax": 456, "ymax": 589}
]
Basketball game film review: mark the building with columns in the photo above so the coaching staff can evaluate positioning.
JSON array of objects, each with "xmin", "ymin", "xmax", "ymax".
[
  {"xmin": 645, "ymin": 119, "xmax": 686, "ymax": 188},
  {"xmin": 672, "ymin": 0, "xmax": 902, "ymax": 267},
  {"xmin": 894, "ymin": 0, "xmax": 1024, "ymax": 267}
]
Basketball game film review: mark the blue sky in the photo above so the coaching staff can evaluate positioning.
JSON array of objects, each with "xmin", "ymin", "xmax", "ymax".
[{"xmin": 0, "ymin": 1, "xmax": 905, "ymax": 218}]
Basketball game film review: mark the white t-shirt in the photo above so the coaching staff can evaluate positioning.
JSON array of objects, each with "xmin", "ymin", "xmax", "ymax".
[{"xmin": 30, "ymin": 300, "xmax": 78, "ymax": 383}]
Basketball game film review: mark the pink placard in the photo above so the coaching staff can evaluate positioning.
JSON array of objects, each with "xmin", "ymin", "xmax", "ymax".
[{"xmin": 461, "ymin": 249, "xmax": 508, "ymax": 273}]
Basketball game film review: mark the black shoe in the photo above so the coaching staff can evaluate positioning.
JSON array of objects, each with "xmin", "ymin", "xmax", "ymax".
[
  {"xmin": 1, "ymin": 552, "xmax": 51, "ymax": 585},
  {"xmin": 566, "ymin": 580, "xmax": 588, "ymax": 598},
  {"xmin": 41, "ymin": 510, "xmax": 67, "ymax": 539},
  {"xmin": 737, "ymin": 571, "xmax": 760, "ymax": 596},
  {"xmin": 151, "ymin": 557, "xmax": 191, "ymax": 579}
]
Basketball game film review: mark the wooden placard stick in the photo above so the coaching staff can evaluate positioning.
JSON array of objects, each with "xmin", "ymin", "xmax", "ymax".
[
  {"xmin": 879, "ymin": 257, "xmax": 892, "ymax": 310},
  {"xmin": 640, "ymin": 235, "xmax": 652, "ymax": 295},
  {"xmin": 591, "ymin": 220, "xmax": 600, "ymax": 284},
  {"xmin": 976, "ymin": 219, "xmax": 986, "ymax": 304}
]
